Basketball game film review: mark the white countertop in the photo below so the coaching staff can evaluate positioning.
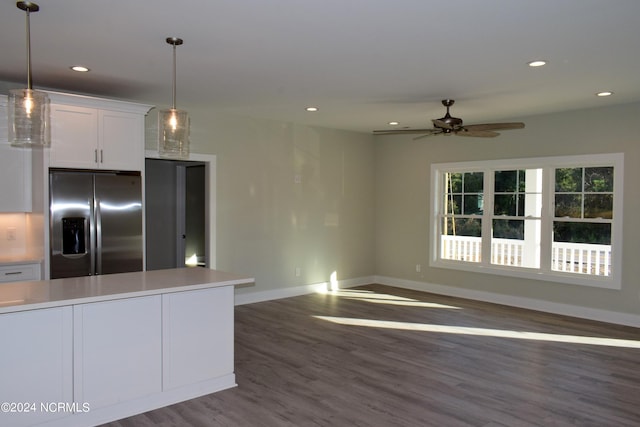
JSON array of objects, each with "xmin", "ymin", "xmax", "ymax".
[{"xmin": 0, "ymin": 268, "xmax": 254, "ymax": 314}]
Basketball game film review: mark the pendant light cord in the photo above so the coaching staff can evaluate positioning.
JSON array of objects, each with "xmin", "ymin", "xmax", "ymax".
[
  {"xmin": 25, "ymin": 7, "xmax": 33, "ymax": 90},
  {"xmin": 172, "ymin": 42, "xmax": 177, "ymax": 110},
  {"xmin": 166, "ymin": 37, "xmax": 183, "ymax": 110}
]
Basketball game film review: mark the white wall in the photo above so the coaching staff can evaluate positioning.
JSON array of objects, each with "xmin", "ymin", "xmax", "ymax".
[
  {"xmin": 0, "ymin": 214, "xmax": 29, "ymax": 257},
  {"xmin": 374, "ymin": 101, "xmax": 640, "ymax": 318},
  {"xmin": 146, "ymin": 107, "xmax": 376, "ymax": 297}
]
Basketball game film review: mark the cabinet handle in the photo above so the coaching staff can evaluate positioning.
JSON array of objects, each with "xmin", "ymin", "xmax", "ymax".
[
  {"xmin": 100, "ymin": 149, "xmax": 104, "ymax": 163},
  {"xmin": 4, "ymin": 271, "xmax": 23, "ymax": 275},
  {"xmin": 94, "ymin": 149, "xmax": 98, "ymax": 163}
]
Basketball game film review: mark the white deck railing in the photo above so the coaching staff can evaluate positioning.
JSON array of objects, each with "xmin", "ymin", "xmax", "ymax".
[
  {"xmin": 551, "ymin": 241, "xmax": 611, "ymax": 276},
  {"xmin": 440, "ymin": 235, "xmax": 611, "ymax": 276},
  {"xmin": 440, "ymin": 235, "xmax": 482, "ymax": 263}
]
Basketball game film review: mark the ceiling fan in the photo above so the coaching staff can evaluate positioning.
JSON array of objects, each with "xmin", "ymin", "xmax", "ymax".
[{"xmin": 373, "ymin": 99, "xmax": 525, "ymax": 139}]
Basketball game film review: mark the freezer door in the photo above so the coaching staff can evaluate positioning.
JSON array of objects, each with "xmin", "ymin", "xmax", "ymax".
[
  {"xmin": 50, "ymin": 171, "xmax": 94, "ymax": 279},
  {"xmin": 95, "ymin": 173, "xmax": 143, "ymax": 275}
]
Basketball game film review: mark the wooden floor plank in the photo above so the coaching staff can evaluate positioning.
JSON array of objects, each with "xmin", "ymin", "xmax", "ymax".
[{"xmin": 104, "ymin": 284, "xmax": 640, "ymax": 426}]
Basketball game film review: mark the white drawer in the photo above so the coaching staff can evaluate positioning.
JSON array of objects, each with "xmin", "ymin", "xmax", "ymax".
[{"xmin": 0, "ymin": 263, "xmax": 41, "ymax": 283}]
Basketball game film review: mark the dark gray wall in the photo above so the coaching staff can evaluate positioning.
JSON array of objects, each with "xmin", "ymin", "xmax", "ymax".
[
  {"xmin": 145, "ymin": 158, "xmax": 178, "ymax": 270},
  {"xmin": 184, "ymin": 164, "xmax": 206, "ymax": 264}
]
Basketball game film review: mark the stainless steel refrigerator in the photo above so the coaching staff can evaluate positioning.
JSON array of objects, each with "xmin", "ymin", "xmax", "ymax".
[{"xmin": 49, "ymin": 169, "xmax": 143, "ymax": 279}]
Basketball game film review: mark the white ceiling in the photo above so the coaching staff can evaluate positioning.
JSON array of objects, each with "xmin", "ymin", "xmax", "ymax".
[{"xmin": 1, "ymin": 0, "xmax": 639, "ymax": 133}]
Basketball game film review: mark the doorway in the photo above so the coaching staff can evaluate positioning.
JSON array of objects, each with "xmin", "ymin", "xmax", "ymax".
[{"xmin": 145, "ymin": 158, "xmax": 207, "ymax": 270}]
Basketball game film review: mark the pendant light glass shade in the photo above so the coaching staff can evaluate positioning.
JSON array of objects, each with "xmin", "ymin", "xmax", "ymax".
[
  {"xmin": 158, "ymin": 108, "xmax": 190, "ymax": 158},
  {"xmin": 10, "ymin": 1, "xmax": 50, "ymax": 148},
  {"xmin": 159, "ymin": 37, "xmax": 189, "ymax": 158},
  {"xmin": 9, "ymin": 88, "xmax": 50, "ymax": 147}
]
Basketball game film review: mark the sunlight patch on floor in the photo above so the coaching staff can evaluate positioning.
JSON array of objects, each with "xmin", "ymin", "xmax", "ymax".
[
  {"xmin": 326, "ymin": 289, "xmax": 461, "ymax": 309},
  {"xmin": 345, "ymin": 298, "xmax": 462, "ymax": 309},
  {"xmin": 314, "ymin": 316, "xmax": 640, "ymax": 349}
]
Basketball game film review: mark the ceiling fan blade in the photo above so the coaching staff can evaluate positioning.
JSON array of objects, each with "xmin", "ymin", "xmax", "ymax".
[
  {"xmin": 413, "ymin": 130, "xmax": 444, "ymax": 140},
  {"xmin": 373, "ymin": 128, "xmax": 440, "ymax": 135},
  {"xmin": 463, "ymin": 122, "xmax": 525, "ymax": 132},
  {"xmin": 455, "ymin": 129, "xmax": 500, "ymax": 138},
  {"xmin": 432, "ymin": 119, "xmax": 453, "ymax": 129}
]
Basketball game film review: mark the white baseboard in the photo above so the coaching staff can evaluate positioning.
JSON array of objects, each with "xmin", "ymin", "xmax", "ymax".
[
  {"xmin": 234, "ymin": 276, "xmax": 374, "ymax": 306},
  {"xmin": 374, "ymin": 275, "xmax": 640, "ymax": 328}
]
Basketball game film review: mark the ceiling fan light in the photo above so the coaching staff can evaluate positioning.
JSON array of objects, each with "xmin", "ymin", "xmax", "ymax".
[
  {"xmin": 527, "ymin": 60, "xmax": 547, "ymax": 67},
  {"xmin": 70, "ymin": 65, "xmax": 90, "ymax": 72},
  {"xmin": 9, "ymin": 1, "xmax": 50, "ymax": 148},
  {"xmin": 159, "ymin": 37, "xmax": 190, "ymax": 159}
]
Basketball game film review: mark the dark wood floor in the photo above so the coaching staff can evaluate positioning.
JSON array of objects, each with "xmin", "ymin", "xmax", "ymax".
[{"xmin": 105, "ymin": 284, "xmax": 640, "ymax": 426}]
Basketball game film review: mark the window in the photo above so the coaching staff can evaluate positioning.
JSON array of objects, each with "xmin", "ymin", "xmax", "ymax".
[
  {"xmin": 553, "ymin": 167, "xmax": 613, "ymax": 276},
  {"xmin": 441, "ymin": 172, "xmax": 484, "ymax": 262},
  {"xmin": 431, "ymin": 154, "xmax": 623, "ymax": 289},
  {"xmin": 492, "ymin": 168, "xmax": 542, "ymax": 269}
]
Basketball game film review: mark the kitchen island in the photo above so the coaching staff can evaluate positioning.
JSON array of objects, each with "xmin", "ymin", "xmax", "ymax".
[{"xmin": 0, "ymin": 268, "xmax": 254, "ymax": 427}]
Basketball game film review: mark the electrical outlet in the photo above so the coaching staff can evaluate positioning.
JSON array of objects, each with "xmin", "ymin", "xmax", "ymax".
[
  {"xmin": 295, "ymin": 267, "xmax": 301, "ymax": 277},
  {"xmin": 6, "ymin": 227, "xmax": 16, "ymax": 241},
  {"xmin": 416, "ymin": 264, "xmax": 421, "ymax": 273}
]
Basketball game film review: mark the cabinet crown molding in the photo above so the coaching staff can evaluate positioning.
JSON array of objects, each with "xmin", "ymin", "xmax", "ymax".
[{"xmin": 45, "ymin": 91, "xmax": 153, "ymax": 115}]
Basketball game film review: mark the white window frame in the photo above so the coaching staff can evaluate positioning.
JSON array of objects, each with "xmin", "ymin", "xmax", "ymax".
[{"xmin": 429, "ymin": 153, "xmax": 624, "ymax": 289}]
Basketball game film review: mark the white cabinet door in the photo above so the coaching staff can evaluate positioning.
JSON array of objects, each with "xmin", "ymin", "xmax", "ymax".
[
  {"xmin": 49, "ymin": 104, "xmax": 145, "ymax": 171},
  {"xmin": 0, "ymin": 145, "xmax": 32, "ymax": 212},
  {"xmin": 162, "ymin": 286, "xmax": 234, "ymax": 390},
  {"xmin": 0, "ymin": 307, "xmax": 73, "ymax": 427},
  {"xmin": 49, "ymin": 104, "xmax": 99, "ymax": 169},
  {"xmin": 99, "ymin": 110, "xmax": 144, "ymax": 171},
  {"xmin": 73, "ymin": 295, "xmax": 162, "ymax": 410},
  {"xmin": 0, "ymin": 96, "xmax": 32, "ymax": 212}
]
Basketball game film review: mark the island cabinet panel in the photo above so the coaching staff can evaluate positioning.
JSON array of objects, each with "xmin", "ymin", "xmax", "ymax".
[
  {"xmin": 162, "ymin": 286, "xmax": 234, "ymax": 390},
  {"xmin": 0, "ymin": 307, "xmax": 73, "ymax": 427},
  {"xmin": 73, "ymin": 295, "xmax": 162, "ymax": 410}
]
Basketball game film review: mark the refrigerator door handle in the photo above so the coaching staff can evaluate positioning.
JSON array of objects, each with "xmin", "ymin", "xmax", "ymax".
[
  {"xmin": 89, "ymin": 197, "xmax": 97, "ymax": 275},
  {"xmin": 88, "ymin": 197, "xmax": 96, "ymax": 276},
  {"xmin": 95, "ymin": 197, "xmax": 103, "ymax": 275}
]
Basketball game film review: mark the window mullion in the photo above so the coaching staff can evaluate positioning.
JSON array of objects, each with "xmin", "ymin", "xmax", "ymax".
[
  {"xmin": 482, "ymin": 169, "xmax": 494, "ymax": 266},
  {"xmin": 539, "ymin": 166, "xmax": 554, "ymax": 273}
]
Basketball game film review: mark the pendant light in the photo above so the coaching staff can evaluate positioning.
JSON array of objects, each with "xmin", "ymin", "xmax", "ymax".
[
  {"xmin": 9, "ymin": 1, "xmax": 50, "ymax": 148},
  {"xmin": 158, "ymin": 37, "xmax": 190, "ymax": 158}
]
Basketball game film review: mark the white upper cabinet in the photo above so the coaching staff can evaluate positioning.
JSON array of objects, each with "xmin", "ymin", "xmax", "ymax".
[
  {"xmin": 0, "ymin": 95, "xmax": 32, "ymax": 212},
  {"xmin": 49, "ymin": 104, "xmax": 98, "ymax": 169},
  {"xmin": 47, "ymin": 92, "xmax": 151, "ymax": 171},
  {"xmin": 99, "ymin": 110, "xmax": 144, "ymax": 170}
]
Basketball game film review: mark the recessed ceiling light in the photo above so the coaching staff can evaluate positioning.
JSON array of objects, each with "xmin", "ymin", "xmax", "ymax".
[
  {"xmin": 388, "ymin": 121, "xmax": 399, "ymax": 126},
  {"xmin": 70, "ymin": 65, "xmax": 90, "ymax": 72},
  {"xmin": 305, "ymin": 106, "xmax": 318, "ymax": 112},
  {"xmin": 527, "ymin": 60, "xmax": 547, "ymax": 67},
  {"xmin": 596, "ymin": 91, "xmax": 613, "ymax": 97}
]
